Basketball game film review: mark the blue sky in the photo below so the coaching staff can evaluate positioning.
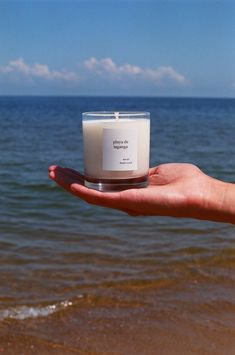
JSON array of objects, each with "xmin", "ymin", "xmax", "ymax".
[{"xmin": 0, "ymin": 0, "xmax": 235, "ymax": 97}]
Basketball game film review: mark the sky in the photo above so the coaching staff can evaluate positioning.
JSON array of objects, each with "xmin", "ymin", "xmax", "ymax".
[{"xmin": 0, "ymin": 0, "xmax": 235, "ymax": 97}]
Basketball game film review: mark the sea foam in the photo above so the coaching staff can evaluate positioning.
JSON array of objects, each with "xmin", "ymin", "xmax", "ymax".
[{"xmin": 0, "ymin": 300, "xmax": 73, "ymax": 320}]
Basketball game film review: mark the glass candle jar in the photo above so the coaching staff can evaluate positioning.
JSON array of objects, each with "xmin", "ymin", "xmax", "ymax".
[{"xmin": 82, "ymin": 111, "xmax": 150, "ymax": 191}]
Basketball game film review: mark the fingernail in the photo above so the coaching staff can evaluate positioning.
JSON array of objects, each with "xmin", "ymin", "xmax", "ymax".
[
  {"xmin": 49, "ymin": 171, "xmax": 55, "ymax": 179},
  {"xmin": 49, "ymin": 165, "xmax": 57, "ymax": 172}
]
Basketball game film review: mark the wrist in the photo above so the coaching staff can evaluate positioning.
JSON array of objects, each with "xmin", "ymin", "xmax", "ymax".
[{"xmin": 200, "ymin": 177, "xmax": 235, "ymax": 224}]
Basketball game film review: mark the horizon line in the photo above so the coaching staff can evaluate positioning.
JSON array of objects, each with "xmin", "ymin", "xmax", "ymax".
[{"xmin": 0, "ymin": 94, "xmax": 234, "ymax": 100}]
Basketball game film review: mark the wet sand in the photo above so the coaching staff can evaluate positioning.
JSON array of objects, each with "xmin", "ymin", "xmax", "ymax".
[
  {"xmin": 1, "ymin": 277, "xmax": 235, "ymax": 355},
  {"xmin": 1, "ymin": 311, "xmax": 235, "ymax": 354}
]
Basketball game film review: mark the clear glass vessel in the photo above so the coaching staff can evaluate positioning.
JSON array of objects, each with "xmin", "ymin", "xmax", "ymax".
[{"xmin": 82, "ymin": 111, "xmax": 150, "ymax": 191}]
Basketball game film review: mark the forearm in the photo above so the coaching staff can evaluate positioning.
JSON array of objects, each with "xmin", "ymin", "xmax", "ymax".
[{"xmin": 199, "ymin": 178, "xmax": 235, "ymax": 225}]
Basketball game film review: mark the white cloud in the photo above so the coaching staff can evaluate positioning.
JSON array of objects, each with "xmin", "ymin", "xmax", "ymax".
[
  {"xmin": 0, "ymin": 58, "xmax": 78, "ymax": 82},
  {"xmin": 84, "ymin": 57, "xmax": 118, "ymax": 73},
  {"xmin": 84, "ymin": 57, "xmax": 187, "ymax": 85},
  {"xmin": 119, "ymin": 63, "xmax": 142, "ymax": 75},
  {"xmin": 145, "ymin": 66, "xmax": 186, "ymax": 83},
  {"xmin": 0, "ymin": 57, "xmax": 188, "ymax": 93},
  {"xmin": 84, "ymin": 57, "xmax": 98, "ymax": 71}
]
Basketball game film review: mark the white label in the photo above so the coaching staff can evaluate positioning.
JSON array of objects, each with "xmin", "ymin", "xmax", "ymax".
[{"xmin": 103, "ymin": 128, "xmax": 138, "ymax": 171}]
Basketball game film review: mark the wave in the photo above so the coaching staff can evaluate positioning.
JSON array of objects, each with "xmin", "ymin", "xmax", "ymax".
[{"xmin": 0, "ymin": 299, "xmax": 73, "ymax": 321}]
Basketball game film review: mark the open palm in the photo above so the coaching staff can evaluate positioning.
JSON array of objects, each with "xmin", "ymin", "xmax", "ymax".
[{"xmin": 49, "ymin": 163, "xmax": 213, "ymax": 218}]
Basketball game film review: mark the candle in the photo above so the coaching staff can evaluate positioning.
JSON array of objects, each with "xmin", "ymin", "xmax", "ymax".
[{"xmin": 82, "ymin": 112, "xmax": 150, "ymax": 191}]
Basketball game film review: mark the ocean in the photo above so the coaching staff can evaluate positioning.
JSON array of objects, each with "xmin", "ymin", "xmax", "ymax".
[{"xmin": 0, "ymin": 96, "xmax": 235, "ymax": 354}]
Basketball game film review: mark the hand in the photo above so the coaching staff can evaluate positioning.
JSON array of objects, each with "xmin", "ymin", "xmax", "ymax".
[{"xmin": 48, "ymin": 163, "xmax": 235, "ymax": 224}]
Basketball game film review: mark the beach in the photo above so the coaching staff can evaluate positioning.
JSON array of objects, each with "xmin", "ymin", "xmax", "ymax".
[{"xmin": 0, "ymin": 96, "xmax": 235, "ymax": 354}]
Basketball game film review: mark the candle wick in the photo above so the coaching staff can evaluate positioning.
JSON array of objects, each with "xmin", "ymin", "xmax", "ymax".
[{"xmin": 114, "ymin": 112, "xmax": 119, "ymax": 121}]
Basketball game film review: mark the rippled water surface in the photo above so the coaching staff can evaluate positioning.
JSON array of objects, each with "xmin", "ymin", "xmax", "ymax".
[{"xmin": 0, "ymin": 97, "xmax": 235, "ymax": 354}]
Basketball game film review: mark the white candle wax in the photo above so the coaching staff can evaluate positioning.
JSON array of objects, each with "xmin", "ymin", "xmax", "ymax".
[{"xmin": 82, "ymin": 112, "xmax": 150, "ymax": 191}]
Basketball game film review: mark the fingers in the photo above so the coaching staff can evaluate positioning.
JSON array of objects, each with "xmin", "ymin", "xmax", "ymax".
[
  {"xmin": 62, "ymin": 167, "xmax": 84, "ymax": 180},
  {"xmin": 49, "ymin": 165, "xmax": 84, "ymax": 180},
  {"xmin": 49, "ymin": 165, "xmax": 83, "ymax": 183},
  {"xmin": 49, "ymin": 166, "xmax": 84, "ymax": 197},
  {"xmin": 48, "ymin": 165, "xmax": 123, "ymax": 209},
  {"xmin": 48, "ymin": 165, "xmax": 147, "ymax": 216}
]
